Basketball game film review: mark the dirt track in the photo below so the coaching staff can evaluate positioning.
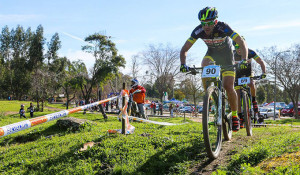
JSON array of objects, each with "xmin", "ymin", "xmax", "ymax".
[{"xmin": 189, "ymin": 117, "xmax": 246, "ymax": 175}]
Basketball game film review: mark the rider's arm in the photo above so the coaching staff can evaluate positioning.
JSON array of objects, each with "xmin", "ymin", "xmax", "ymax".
[
  {"xmin": 255, "ymin": 57, "xmax": 266, "ymax": 74},
  {"xmin": 180, "ymin": 39, "xmax": 194, "ymax": 64},
  {"xmin": 233, "ymin": 35, "xmax": 248, "ymax": 60}
]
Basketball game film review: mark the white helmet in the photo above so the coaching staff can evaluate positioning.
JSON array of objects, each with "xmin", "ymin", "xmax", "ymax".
[{"xmin": 131, "ymin": 79, "xmax": 139, "ymax": 88}]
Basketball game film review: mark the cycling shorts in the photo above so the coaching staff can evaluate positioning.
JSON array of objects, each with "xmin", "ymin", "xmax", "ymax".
[{"xmin": 203, "ymin": 47, "xmax": 235, "ymax": 77}]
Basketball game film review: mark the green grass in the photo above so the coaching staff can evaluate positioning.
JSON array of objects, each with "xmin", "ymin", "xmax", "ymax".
[
  {"xmin": 0, "ymin": 113, "xmax": 206, "ymax": 174},
  {"xmin": 265, "ymin": 118, "xmax": 300, "ymax": 125},
  {"xmin": 215, "ymin": 126, "xmax": 300, "ymax": 174},
  {"xmin": 45, "ymin": 102, "xmax": 69, "ymax": 110},
  {"xmin": 1, "ymin": 100, "xmax": 300, "ymax": 174},
  {"xmin": 0, "ymin": 100, "xmax": 33, "ymax": 113}
]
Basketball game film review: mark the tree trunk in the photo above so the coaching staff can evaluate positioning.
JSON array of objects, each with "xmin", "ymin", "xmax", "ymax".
[{"xmin": 41, "ymin": 99, "xmax": 44, "ymax": 112}]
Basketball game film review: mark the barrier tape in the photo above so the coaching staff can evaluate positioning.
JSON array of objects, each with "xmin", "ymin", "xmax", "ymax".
[
  {"xmin": 0, "ymin": 96, "xmax": 119, "ymax": 138},
  {"xmin": 108, "ymin": 90, "xmax": 135, "ymax": 134},
  {"xmin": 128, "ymin": 116, "xmax": 188, "ymax": 126},
  {"xmin": 253, "ymin": 123, "xmax": 300, "ymax": 128}
]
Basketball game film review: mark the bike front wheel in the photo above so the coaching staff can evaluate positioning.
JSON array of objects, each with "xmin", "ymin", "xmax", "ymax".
[
  {"xmin": 242, "ymin": 90, "xmax": 252, "ymax": 136},
  {"xmin": 202, "ymin": 86, "xmax": 222, "ymax": 159}
]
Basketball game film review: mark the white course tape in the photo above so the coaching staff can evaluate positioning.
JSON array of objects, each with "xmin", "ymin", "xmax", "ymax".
[
  {"xmin": 253, "ymin": 123, "xmax": 300, "ymax": 127},
  {"xmin": 128, "ymin": 116, "xmax": 188, "ymax": 126},
  {"xmin": 0, "ymin": 96, "xmax": 119, "ymax": 137}
]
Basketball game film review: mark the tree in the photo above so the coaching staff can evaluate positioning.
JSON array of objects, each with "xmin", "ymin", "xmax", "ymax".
[
  {"xmin": 259, "ymin": 44, "xmax": 300, "ymax": 118},
  {"xmin": 256, "ymin": 86, "xmax": 266, "ymax": 104},
  {"xmin": 130, "ymin": 54, "xmax": 141, "ymax": 79},
  {"xmin": 174, "ymin": 89, "xmax": 185, "ymax": 101},
  {"xmin": 0, "ymin": 26, "xmax": 12, "ymax": 97},
  {"xmin": 28, "ymin": 25, "xmax": 45, "ymax": 110},
  {"xmin": 81, "ymin": 33, "xmax": 126, "ymax": 103},
  {"xmin": 140, "ymin": 44, "xmax": 180, "ymax": 101},
  {"xmin": 179, "ymin": 75, "xmax": 204, "ymax": 109},
  {"xmin": 28, "ymin": 25, "xmax": 45, "ymax": 71},
  {"xmin": 47, "ymin": 33, "xmax": 61, "ymax": 64}
]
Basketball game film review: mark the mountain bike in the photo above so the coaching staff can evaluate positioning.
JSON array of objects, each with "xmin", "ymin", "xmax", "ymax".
[
  {"xmin": 236, "ymin": 75, "xmax": 263, "ymax": 136},
  {"xmin": 188, "ymin": 64, "xmax": 234, "ymax": 159}
]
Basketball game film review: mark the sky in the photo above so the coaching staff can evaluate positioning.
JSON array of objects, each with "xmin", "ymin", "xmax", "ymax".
[{"xmin": 1, "ymin": 0, "xmax": 300, "ymax": 75}]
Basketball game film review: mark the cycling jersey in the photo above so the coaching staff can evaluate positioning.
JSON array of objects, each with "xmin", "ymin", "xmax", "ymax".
[
  {"xmin": 187, "ymin": 21, "xmax": 240, "ymax": 66},
  {"xmin": 234, "ymin": 49, "xmax": 261, "ymax": 87},
  {"xmin": 234, "ymin": 49, "xmax": 260, "ymax": 62},
  {"xmin": 129, "ymin": 85, "xmax": 146, "ymax": 104}
]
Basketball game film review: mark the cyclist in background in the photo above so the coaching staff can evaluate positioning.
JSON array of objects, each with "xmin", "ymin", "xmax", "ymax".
[
  {"xmin": 233, "ymin": 38, "xmax": 266, "ymax": 127},
  {"xmin": 180, "ymin": 7, "xmax": 249, "ymax": 132},
  {"xmin": 129, "ymin": 79, "xmax": 147, "ymax": 119}
]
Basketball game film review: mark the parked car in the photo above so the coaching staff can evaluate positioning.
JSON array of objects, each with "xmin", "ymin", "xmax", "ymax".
[
  {"xmin": 198, "ymin": 106, "xmax": 203, "ymax": 113},
  {"xmin": 259, "ymin": 108, "xmax": 279, "ymax": 118},
  {"xmin": 163, "ymin": 104, "xmax": 169, "ymax": 111},
  {"xmin": 267, "ymin": 102, "xmax": 287, "ymax": 109},
  {"xmin": 179, "ymin": 106, "xmax": 193, "ymax": 113},
  {"xmin": 281, "ymin": 105, "xmax": 294, "ymax": 117}
]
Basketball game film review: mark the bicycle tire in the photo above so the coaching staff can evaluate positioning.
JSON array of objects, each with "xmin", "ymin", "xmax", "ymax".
[
  {"xmin": 242, "ymin": 90, "xmax": 252, "ymax": 136},
  {"xmin": 202, "ymin": 86, "xmax": 222, "ymax": 159}
]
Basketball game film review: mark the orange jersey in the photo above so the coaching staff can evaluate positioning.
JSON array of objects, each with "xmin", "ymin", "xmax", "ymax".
[{"xmin": 129, "ymin": 86, "xmax": 146, "ymax": 104}]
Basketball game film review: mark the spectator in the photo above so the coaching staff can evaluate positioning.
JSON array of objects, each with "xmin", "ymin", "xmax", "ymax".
[
  {"xmin": 19, "ymin": 104, "xmax": 27, "ymax": 119},
  {"xmin": 153, "ymin": 102, "xmax": 157, "ymax": 115},
  {"xmin": 129, "ymin": 78, "xmax": 147, "ymax": 119},
  {"xmin": 28, "ymin": 103, "xmax": 35, "ymax": 118},
  {"xmin": 150, "ymin": 102, "xmax": 154, "ymax": 115},
  {"xmin": 159, "ymin": 103, "xmax": 163, "ymax": 115},
  {"xmin": 169, "ymin": 103, "xmax": 174, "ymax": 117}
]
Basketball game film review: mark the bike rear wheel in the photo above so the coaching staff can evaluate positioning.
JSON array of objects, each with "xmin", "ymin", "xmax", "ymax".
[
  {"xmin": 202, "ymin": 86, "xmax": 222, "ymax": 159},
  {"xmin": 242, "ymin": 90, "xmax": 252, "ymax": 136}
]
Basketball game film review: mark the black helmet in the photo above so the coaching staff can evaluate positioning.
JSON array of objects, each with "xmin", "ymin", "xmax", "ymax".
[{"xmin": 198, "ymin": 7, "xmax": 218, "ymax": 21}]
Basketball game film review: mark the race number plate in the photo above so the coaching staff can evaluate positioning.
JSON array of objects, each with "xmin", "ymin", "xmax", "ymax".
[
  {"xmin": 202, "ymin": 65, "xmax": 221, "ymax": 78},
  {"xmin": 238, "ymin": 77, "xmax": 250, "ymax": 85}
]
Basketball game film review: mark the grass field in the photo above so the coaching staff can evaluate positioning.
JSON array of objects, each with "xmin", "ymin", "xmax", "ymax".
[{"xmin": 0, "ymin": 101, "xmax": 300, "ymax": 174}]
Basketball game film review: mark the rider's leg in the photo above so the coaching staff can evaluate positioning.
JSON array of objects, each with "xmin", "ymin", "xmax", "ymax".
[
  {"xmin": 235, "ymin": 86, "xmax": 244, "ymax": 128},
  {"xmin": 248, "ymin": 79, "xmax": 258, "ymax": 113},
  {"xmin": 201, "ymin": 56, "xmax": 215, "ymax": 90},
  {"xmin": 223, "ymin": 72, "xmax": 239, "ymax": 132}
]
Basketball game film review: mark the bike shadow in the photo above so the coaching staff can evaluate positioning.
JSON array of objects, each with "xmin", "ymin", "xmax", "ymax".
[{"xmin": 133, "ymin": 138, "xmax": 208, "ymax": 174}]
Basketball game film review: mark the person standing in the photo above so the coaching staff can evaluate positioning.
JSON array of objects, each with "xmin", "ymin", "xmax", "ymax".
[
  {"xmin": 28, "ymin": 103, "xmax": 35, "ymax": 118},
  {"xmin": 169, "ymin": 103, "xmax": 174, "ymax": 117},
  {"xmin": 19, "ymin": 104, "xmax": 27, "ymax": 119},
  {"xmin": 129, "ymin": 79, "xmax": 147, "ymax": 119}
]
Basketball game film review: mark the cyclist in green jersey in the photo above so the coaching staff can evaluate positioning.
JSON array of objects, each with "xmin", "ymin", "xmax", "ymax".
[
  {"xmin": 180, "ymin": 7, "xmax": 249, "ymax": 132},
  {"xmin": 233, "ymin": 38, "xmax": 266, "ymax": 127}
]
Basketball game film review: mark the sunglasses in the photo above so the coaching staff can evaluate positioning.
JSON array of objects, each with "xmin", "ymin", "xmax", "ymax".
[
  {"xmin": 201, "ymin": 20, "xmax": 215, "ymax": 26},
  {"xmin": 235, "ymin": 44, "xmax": 240, "ymax": 49}
]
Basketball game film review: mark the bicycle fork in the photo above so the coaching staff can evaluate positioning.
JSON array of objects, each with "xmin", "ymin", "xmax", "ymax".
[{"xmin": 217, "ymin": 86, "xmax": 223, "ymax": 126}]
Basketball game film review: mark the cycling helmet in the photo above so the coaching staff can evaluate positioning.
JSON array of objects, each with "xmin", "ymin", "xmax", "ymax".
[
  {"xmin": 233, "ymin": 36, "xmax": 245, "ymax": 48},
  {"xmin": 131, "ymin": 79, "xmax": 139, "ymax": 88},
  {"xmin": 198, "ymin": 7, "xmax": 218, "ymax": 21}
]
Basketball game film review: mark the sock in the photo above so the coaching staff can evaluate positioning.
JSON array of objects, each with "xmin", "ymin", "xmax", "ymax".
[
  {"xmin": 252, "ymin": 96, "xmax": 256, "ymax": 102},
  {"xmin": 232, "ymin": 111, "xmax": 237, "ymax": 117},
  {"xmin": 238, "ymin": 113, "xmax": 243, "ymax": 118}
]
